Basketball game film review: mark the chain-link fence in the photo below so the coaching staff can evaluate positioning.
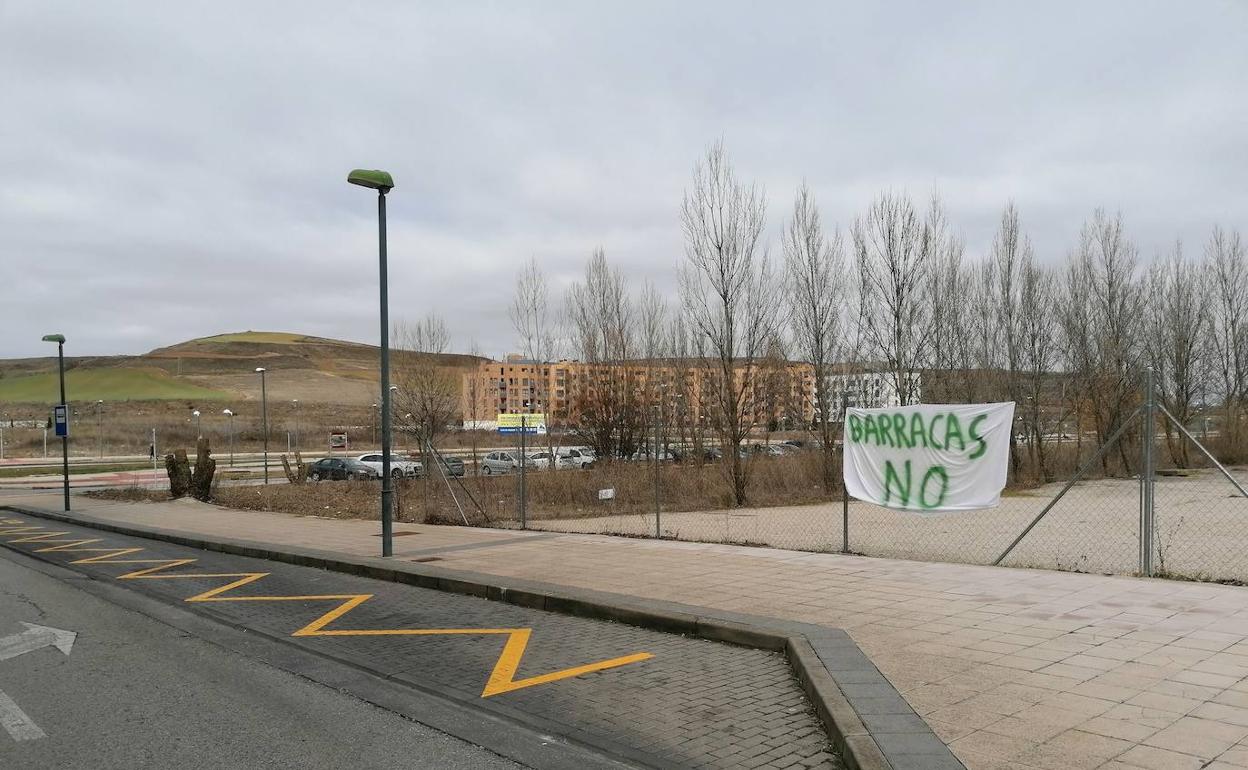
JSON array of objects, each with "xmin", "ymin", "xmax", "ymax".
[{"xmin": 413, "ymin": 389, "xmax": 1248, "ymax": 584}]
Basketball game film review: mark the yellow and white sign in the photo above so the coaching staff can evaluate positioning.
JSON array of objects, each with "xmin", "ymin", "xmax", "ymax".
[{"xmin": 497, "ymin": 413, "xmax": 546, "ymax": 434}]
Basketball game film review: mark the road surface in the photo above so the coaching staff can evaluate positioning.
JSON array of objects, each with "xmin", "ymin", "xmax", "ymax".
[
  {"xmin": 0, "ymin": 545, "xmax": 523, "ymax": 769},
  {"xmin": 0, "ymin": 512, "xmax": 837, "ymax": 769}
]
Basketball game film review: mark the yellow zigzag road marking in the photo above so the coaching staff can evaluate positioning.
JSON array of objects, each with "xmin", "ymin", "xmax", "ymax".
[{"xmin": 2, "ymin": 522, "xmax": 652, "ymax": 696}]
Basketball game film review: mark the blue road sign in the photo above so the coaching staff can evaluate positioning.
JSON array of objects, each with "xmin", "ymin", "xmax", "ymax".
[{"xmin": 53, "ymin": 405, "xmax": 69, "ymax": 437}]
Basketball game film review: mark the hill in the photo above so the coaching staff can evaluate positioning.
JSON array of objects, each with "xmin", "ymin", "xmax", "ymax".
[
  {"xmin": 0, "ymin": 366, "xmax": 228, "ymax": 403},
  {"xmin": 0, "ymin": 331, "xmax": 486, "ymax": 405}
]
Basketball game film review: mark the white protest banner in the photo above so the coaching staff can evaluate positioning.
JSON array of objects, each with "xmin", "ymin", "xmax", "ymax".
[{"xmin": 843, "ymin": 402, "xmax": 1015, "ymax": 513}]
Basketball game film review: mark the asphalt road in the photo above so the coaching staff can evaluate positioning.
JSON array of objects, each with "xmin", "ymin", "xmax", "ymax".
[
  {"xmin": 0, "ymin": 547, "xmax": 521, "ymax": 770},
  {"xmin": 0, "ymin": 513, "xmax": 838, "ymax": 769}
]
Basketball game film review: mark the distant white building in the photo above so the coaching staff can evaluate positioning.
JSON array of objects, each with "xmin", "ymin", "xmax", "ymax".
[{"xmin": 824, "ymin": 370, "xmax": 922, "ymax": 418}]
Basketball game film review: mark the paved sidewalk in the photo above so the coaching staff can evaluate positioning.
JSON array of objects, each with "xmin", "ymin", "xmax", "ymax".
[{"xmin": 9, "ymin": 492, "xmax": 1248, "ymax": 770}]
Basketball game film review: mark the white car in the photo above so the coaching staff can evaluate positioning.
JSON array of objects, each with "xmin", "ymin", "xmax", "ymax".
[
  {"xmin": 557, "ymin": 447, "xmax": 596, "ymax": 469},
  {"xmin": 525, "ymin": 451, "xmax": 555, "ymax": 470},
  {"xmin": 354, "ymin": 453, "xmax": 423, "ymax": 479},
  {"xmin": 481, "ymin": 451, "xmax": 519, "ymax": 475}
]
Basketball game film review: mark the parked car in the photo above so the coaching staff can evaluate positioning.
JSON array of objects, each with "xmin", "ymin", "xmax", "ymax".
[
  {"xmin": 431, "ymin": 454, "xmax": 465, "ymax": 477},
  {"xmin": 557, "ymin": 447, "xmax": 596, "ymax": 469},
  {"xmin": 629, "ymin": 447, "xmax": 680, "ymax": 462},
  {"xmin": 355, "ymin": 453, "xmax": 423, "ymax": 479},
  {"xmin": 750, "ymin": 443, "xmax": 789, "ymax": 457},
  {"xmin": 481, "ymin": 451, "xmax": 519, "ymax": 475},
  {"xmin": 307, "ymin": 457, "xmax": 380, "ymax": 481},
  {"xmin": 525, "ymin": 451, "xmax": 555, "ymax": 470}
]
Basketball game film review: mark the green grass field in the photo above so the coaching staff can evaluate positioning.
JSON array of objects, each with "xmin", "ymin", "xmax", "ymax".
[
  {"xmin": 196, "ymin": 331, "xmax": 317, "ymax": 344},
  {"xmin": 0, "ymin": 367, "xmax": 228, "ymax": 403}
]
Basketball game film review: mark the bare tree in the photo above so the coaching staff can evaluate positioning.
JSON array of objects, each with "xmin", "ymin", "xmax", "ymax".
[
  {"xmin": 638, "ymin": 279, "xmax": 669, "ymax": 453},
  {"xmin": 782, "ymin": 181, "xmax": 847, "ymax": 494},
  {"xmin": 679, "ymin": 141, "xmax": 779, "ymax": 505},
  {"xmin": 393, "ymin": 314, "xmax": 458, "ymax": 470},
  {"xmin": 1208, "ymin": 226, "xmax": 1248, "ymax": 448},
  {"xmin": 1058, "ymin": 243, "xmax": 1097, "ymax": 463},
  {"xmin": 853, "ymin": 191, "xmax": 943, "ymax": 406},
  {"xmin": 565, "ymin": 248, "xmax": 645, "ymax": 458},
  {"xmin": 1017, "ymin": 253, "xmax": 1058, "ymax": 480},
  {"xmin": 461, "ymin": 340, "xmax": 487, "ymax": 474},
  {"xmin": 928, "ymin": 231, "xmax": 979, "ymax": 401},
  {"xmin": 509, "ymin": 256, "xmax": 560, "ymax": 459},
  {"xmin": 1146, "ymin": 242, "xmax": 1208, "ymax": 467},
  {"xmin": 988, "ymin": 203, "xmax": 1030, "ymax": 480},
  {"xmin": 1075, "ymin": 209, "xmax": 1145, "ymax": 473}
]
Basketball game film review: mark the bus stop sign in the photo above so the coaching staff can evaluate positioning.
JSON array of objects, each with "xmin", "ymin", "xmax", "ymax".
[{"xmin": 53, "ymin": 404, "xmax": 69, "ymax": 437}]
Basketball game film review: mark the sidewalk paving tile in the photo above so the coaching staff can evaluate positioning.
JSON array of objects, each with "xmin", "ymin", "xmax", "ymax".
[{"xmin": 14, "ymin": 491, "xmax": 1248, "ymax": 770}]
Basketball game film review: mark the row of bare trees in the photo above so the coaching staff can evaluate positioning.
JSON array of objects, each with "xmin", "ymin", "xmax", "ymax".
[
  {"xmin": 397, "ymin": 141, "xmax": 1247, "ymax": 506},
  {"xmin": 841, "ymin": 188, "xmax": 1248, "ymax": 481}
]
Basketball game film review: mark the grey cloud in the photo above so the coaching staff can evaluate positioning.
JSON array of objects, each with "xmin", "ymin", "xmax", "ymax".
[{"xmin": 1, "ymin": 0, "xmax": 1245, "ymax": 358}]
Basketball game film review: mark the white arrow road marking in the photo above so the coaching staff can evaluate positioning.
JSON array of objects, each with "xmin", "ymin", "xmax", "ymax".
[
  {"xmin": 0, "ymin": 623, "xmax": 76, "ymax": 662},
  {"xmin": 0, "ymin": 689, "xmax": 45, "ymax": 741},
  {"xmin": 0, "ymin": 623, "xmax": 76, "ymax": 741}
]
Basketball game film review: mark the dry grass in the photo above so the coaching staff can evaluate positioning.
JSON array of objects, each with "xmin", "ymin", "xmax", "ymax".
[{"xmin": 84, "ymin": 431, "xmax": 1248, "ymax": 531}]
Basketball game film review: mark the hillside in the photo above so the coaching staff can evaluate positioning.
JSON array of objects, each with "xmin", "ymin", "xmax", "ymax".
[{"xmin": 0, "ymin": 331, "xmax": 486, "ymax": 404}]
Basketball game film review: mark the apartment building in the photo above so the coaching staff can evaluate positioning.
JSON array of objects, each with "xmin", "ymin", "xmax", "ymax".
[
  {"xmin": 461, "ymin": 355, "xmax": 817, "ymax": 430},
  {"xmin": 824, "ymin": 369, "xmax": 923, "ymax": 418}
]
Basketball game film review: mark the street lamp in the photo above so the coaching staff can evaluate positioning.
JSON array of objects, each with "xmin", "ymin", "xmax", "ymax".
[
  {"xmin": 371, "ymin": 403, "xmax": 378, "ymax": 446},
  {"xmin": 41, "ymin": 333, "xmax": 70, "ymax": 512},
  {"xmin": 192, "ymin": 409, "xmax": 201, "ymax": 439},
  {"xmin": 223, "ymin": 409, "xmax": 235, "ymax": 466},
  {"xmin": 256, "ymin": 367, "xmax": 268, "ymax": 484},
  {"xmin": 292, "ymin": 399, "xmax": 300, "ymax": 451},
  {"xmin": 96, "ymin": 399, "xmax": 104, "ymax": 458},
  {"xmin": 348, "ymin": 167, "xmax": 395, "ymax": 557}
]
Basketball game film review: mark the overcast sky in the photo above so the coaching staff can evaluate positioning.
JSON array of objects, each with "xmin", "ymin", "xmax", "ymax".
[{"xmin": 2, "ymin": 1, "xmax": 1245, "ymax": 360}]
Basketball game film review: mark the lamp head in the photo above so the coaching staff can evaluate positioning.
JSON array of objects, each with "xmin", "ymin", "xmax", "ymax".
[
  {"xmin": 192, "ymin": 410, "xmax": 200, "ymax": 417},
  {"xmin": 347, "ymin": 169, "xmax": 394, "ymax": 192},
  {"xmin": 255, "ymin": 367, "xmax": 266, "ymax": 373},
  {"xmin": 41, "ymin": 334, "xmax": 65, "ymax": 344},
  {"xmin": 223, "ymin": 409, "xmax": 233, "ymax": 416}
]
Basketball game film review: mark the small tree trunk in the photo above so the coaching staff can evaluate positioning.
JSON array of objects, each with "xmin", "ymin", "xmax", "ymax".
[
  {"xmin": 165, "ymin": 450, "xmax": 191, "ymax": 498},
  {"xmin": 190, "ymin": 437, "xmax": 216, "ymax": 501}
]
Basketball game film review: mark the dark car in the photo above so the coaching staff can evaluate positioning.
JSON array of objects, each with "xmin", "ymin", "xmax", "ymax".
[{"xmin": 307, "ymin": 457, "xmax": 380, "ymax": 481}]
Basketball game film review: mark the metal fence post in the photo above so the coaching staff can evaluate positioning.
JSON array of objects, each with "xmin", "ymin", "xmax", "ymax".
[
  {"xmin": 841, "ymin": 392, "xmax": 850, "ymax": 554},
  {"xmin": 519, "ymin": 415, "xmax": 527, "ymax": 530},
  {"xmin": 654, "ymin": 405, "xmax": 661, "ymax": 538},
  {"xmin": 1141, "ymin": 367, "xmax": 1156, "ymax": 577}
]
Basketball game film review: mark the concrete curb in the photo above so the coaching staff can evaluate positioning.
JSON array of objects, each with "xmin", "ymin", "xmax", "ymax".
[{"xmin": 3, "ymin": 504, "xmax": 963, "ymax": 770}]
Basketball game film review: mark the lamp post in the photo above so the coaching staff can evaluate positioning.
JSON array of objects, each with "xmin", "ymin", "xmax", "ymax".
[
  {"xmin": 42, "ymin": 334, "xmax": 70, "ymax": 511},
  {"xmin": 256, "ymin": 367, "xmax": 268, "ymax": 484},
  {"xmin": 292, "ymin": 399, "xmax": 300, "ymax": 451},
  {"xmin": 192, "ymin": 409, "xmax": 201, "ymax": 439},
  {"xmin": 348, "ymin": 167, "xmax": 395, "ymax": 557},
  {"xmin": 96, "ymin": 399, "xmax": 104, "ymax": 458},
  {"xmin": 223, "ymin": 409, "xmax": 235, "ymax": 466},
  {"xmin": 389, "ymin": 385, "xmax": 399, "ymax": 451}
]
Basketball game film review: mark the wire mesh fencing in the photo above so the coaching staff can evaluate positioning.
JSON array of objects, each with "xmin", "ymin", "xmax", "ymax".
[{"xmin": 411, "ymin": 413, "xmax": 1248, "ymax": 584}]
